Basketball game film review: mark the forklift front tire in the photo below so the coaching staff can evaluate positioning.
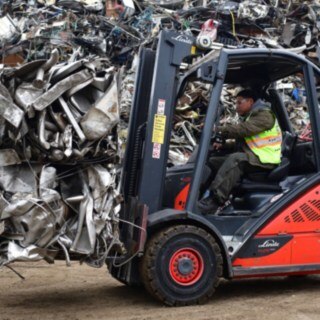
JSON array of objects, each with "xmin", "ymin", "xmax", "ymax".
[{"xmin": 140, "ymin": 225, "xmax": 223, "ymax": 306}]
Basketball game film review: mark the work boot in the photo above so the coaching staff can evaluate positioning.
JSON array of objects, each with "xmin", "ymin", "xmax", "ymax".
[{"xmin": 198, "ymin": 196, "xmax": 220, "ymax": 215}]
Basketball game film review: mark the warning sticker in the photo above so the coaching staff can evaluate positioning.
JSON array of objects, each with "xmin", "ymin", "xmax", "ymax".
[
  {"xmin": 157, "ymin": 99, "xmax": 166, "ymax": 114},
  {"xmin": 152, "ymin": 143, "xmax": 161, "ymax": 159},
  {"xmin": 152, "ymin": 114, "xmax": 166, "ymax": 144}
]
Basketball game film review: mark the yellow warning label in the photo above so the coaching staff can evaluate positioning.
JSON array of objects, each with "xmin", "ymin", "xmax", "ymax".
[
  {"xmin": 152, "ymin": 114, "xmax": 166, "ymax": 144},
  {"xmin": 191, "ymin": 46, "xmax": 196, "ymax": 55}
]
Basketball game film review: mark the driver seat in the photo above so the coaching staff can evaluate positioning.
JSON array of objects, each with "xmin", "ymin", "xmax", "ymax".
[{"xmin": 238, "ymin": 131, "xmax": 296, "ymax": 192}]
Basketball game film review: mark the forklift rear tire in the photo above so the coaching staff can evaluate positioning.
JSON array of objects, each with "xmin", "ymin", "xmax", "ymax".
[{"xmin": 140, "ymin": 225, "xmax": 223, "ymax": 306}]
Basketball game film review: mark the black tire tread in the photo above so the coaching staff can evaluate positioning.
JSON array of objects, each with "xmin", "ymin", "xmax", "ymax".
[{"xmin": 140, "ymin": 224, "xmax": 223, "ymax": 306}]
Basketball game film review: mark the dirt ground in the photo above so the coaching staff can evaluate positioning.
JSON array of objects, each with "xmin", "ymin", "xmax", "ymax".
[{"xmin": 1, "ymin": 261, "xmax": 320, "ymax": 320}]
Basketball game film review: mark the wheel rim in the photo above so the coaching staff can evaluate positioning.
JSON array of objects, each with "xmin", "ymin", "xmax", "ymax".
[{"xmin": 169, "ymin": 248, "xmax": 204, "ymax": 286}]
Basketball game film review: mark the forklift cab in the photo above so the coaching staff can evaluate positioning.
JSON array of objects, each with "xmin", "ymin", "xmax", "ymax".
[
  {"xmin": 164, "ymin": 48, "xmax": 318, "ymax": 214},
  {"xmin": 111, "ymin": 30, "xmax": 320, "ymax": 306}
]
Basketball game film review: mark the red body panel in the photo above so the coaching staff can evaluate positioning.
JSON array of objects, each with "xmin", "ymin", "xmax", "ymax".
[
  {"xmin": 291, "ymin": 233, "xmax": 320, "ymax": 264},
  {"xmin": 233, "ymin": 185, "xmax": 320, "ymax": 269},
  {"xmin": 258, "ymin": 185, "xmax": 320, "ymax": 235},
  {"xmin": 174, "ymin": 183, "xmax": 190, "ymax": 210}
]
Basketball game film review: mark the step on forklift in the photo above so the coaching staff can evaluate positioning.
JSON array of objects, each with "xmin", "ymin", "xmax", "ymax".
[{"xmin": 109, "ymin": 30, "xmax": 320, "ymax": 306}]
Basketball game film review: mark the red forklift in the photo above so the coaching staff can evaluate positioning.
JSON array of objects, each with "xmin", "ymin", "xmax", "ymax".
[{"xmin": 109, "ymin": 30, "xmax": 320, "ymax": 306}]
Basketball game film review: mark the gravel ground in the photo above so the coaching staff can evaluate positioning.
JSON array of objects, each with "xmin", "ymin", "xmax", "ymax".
[{"xmin": 1, "ymin": 261, "xmax": 320, "ymax": 320}]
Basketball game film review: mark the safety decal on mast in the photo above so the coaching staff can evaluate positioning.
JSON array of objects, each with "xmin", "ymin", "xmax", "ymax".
[
  {"xmin": 157, "ymin": 99, "xmax": 166, "ymax": 114},
  {"xmin": 152, "ymin": 99, "xmax": 166, "ymax": 159},
  {"xmin": 152, "ymin": 142, "xmax": 161, "ymax": 159}
]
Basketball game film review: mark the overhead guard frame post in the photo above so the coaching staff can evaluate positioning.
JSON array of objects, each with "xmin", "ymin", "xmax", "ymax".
[{"xmin": 185, "ymin": 50, "xmax": 229, "ymax": 213}]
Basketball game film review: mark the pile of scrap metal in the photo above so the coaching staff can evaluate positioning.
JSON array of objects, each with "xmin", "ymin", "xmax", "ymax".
[
  {"xmin": 1, "ymin": 1, "xmax": 320, "ymax": 65},
  {"xmin": 0, "ymin": 49, "xmax": 126, "ymax": 268},
  {"xmin": 0, "ymin": 0, "xmax": 316, "ymax": 268}
]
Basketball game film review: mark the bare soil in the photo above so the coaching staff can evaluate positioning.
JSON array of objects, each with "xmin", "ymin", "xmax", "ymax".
[{"xmin": 1, "ymin": 261, "xmax": 320, "ymax": 320}]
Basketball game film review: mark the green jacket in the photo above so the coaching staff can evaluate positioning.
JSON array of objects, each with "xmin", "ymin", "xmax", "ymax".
[{"xmin": 217, "ymin": 107, "xmax": 277, "ymax": 169}]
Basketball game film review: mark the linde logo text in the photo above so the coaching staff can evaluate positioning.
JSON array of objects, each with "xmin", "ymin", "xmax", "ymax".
[
  {"xmin": 258, "ymin": 240, "xmax": 280, "ymax": 248},
  {"xmin": 172, "ymin": 35, "xmax": 193, "ymax": 44}
]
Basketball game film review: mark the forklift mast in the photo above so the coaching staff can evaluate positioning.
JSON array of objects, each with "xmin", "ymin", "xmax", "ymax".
[
  {"xmin": 122, "ymin": 31, "xmax": 194, "ymax": 213},
  {"xmin": 121, "ymin": 30, "xmax": 226, "ymax": 214},
  {"xmin": 111, "ymin": 30, "xmax": 228, "ymax": 284}
]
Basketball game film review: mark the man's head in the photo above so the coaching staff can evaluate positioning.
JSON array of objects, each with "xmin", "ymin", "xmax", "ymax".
[{"xmin": 235, "ymin": 89, "xmax": 257, "ymax": 116}]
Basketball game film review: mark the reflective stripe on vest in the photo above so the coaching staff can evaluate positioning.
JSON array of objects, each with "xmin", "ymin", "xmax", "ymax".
[{"xmin": 244, "ymin": 114, "xmax": 282, "ymax": 164}]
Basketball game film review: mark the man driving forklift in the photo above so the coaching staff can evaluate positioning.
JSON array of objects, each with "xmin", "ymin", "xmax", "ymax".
[{"xmin": 198, "ymin": 89, "xmax": 283, "ymax": 214}]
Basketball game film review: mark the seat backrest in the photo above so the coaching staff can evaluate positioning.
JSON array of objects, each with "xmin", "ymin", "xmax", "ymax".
[
  {"xmin": 244, "ymin": 131, "xmax": 296, "ymax": 183},
  {"xmin": 267, "ymin": 131, "xmax": 296, "ymax": 182},
  {"xmin": 281, "ymin": 131, "xmax": 296, "ymax": 158}
]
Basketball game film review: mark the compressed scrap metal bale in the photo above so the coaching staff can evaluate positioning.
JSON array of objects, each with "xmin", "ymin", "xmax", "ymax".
[{"xmin": 0, "ymin": 50, "xmax": 125, "ymax": 268}]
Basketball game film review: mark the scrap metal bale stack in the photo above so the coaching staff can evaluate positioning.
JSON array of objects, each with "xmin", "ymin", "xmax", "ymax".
[{"xmin": 0, "ymin": 50, "xmax": 125, "ymax": 267}]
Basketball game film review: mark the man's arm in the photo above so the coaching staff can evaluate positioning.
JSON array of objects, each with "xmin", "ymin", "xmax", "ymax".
[{"xmin": 217, "ymin": 109, "xmax": 275, "ymax": 139}]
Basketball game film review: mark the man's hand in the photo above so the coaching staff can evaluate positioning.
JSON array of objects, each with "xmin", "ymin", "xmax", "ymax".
[
  {"xmin": 213, "ymin": 142, "xmax": 223, "ymax": 150},
  {"xmin": 212, "ymin": 132, "xmax": 224, "ymax": 151}
]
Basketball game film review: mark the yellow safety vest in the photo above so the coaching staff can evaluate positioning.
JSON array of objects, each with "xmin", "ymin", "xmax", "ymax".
[{"xmin": 244, "ymin": 113, "xmax": 282, "ymax": 164}]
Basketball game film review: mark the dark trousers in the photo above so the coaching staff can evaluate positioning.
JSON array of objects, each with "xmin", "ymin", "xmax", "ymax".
[{"xmin": 208, "ymin": 152, "xmax": 265, "ymax": 204}]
